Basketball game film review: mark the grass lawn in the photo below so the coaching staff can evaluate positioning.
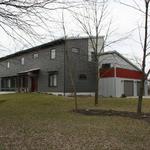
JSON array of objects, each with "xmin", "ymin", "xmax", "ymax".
[{"xmin": 0, "ymin": 93, "xmax": 149, "ymax": 150}]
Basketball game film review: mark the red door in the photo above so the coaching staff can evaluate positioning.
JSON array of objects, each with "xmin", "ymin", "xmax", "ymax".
[{"xmin": 31, "ymin": 77, "xmax": 38, "ymax": 92}]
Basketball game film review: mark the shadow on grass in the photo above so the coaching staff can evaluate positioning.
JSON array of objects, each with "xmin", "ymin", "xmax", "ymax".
[
  {"xmin": 74, "ymin": 109, "xmax": 150, "ymax": 124},
  {"xmin": 0, "ymin": 100, "xmax": 7, "ymax": 105}
]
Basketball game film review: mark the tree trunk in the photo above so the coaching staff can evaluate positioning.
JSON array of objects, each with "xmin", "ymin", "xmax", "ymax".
[
  {"xmin": 95, "ymin": 61, "xmax": 99, "ymax": 106},
  {"xmin": 74, "ymin": 88, "xmax": 78, "ymax": 111},
  {"xmin": 137, "ymin": 79, "xmax": 144, "ymax": 114},
  {"xmin": 137, "ymin": 1, "xmax": 149, "ymax": 115}
]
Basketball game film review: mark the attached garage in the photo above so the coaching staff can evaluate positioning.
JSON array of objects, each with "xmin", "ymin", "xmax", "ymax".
[
  {"xmin": 98, "ymin": 51, "xmax": 148, "ymax": 97},
  {"xmin": 124, "ymin": 80, "xmax": 134, "ymax": 96}
]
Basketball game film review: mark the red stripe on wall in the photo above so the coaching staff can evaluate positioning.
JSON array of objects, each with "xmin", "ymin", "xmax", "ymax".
[
  {"xmin": 100, "ymin": 68, "xmax": 115, "ymax": 78},
  {"xmin": 100, "ymin": 68, "xmax": 143, "ymax": 79}
]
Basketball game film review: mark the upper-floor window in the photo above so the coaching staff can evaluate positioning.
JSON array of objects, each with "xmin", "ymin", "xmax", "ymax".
[
  {"xmin": 50, "ymin": 49, "xmax": 56, "ymax": 59},
  {"xmin": 33, "ymin": 53, "xmax": 39, "ymax": 59},
  {"xmin": 21, "ymin": 57, "xmax": 24, "ymax": 65},
  {"xmin": 102, "ymin": 63, "xmax": 111, "ymax": 69},
  {"xmin": 72, "ymin": 48, "xmax": 80, "ymax": 53},
  {"xmin": 79, "ymin": 74, "xmax": 87, "ymax": 80},
  {"xmin": 7, "ymin": 61, "xmax": 10, "ymax": 68},
  {"xmin": 88, "ymin": 51, "xmax": 95, "ymax": 62}
]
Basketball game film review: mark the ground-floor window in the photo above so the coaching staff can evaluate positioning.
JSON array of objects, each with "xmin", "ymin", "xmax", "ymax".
[
  {"xmin": 48, "ymin": 72, "xmax": 58, "ymax": 87},
  {"xmin": 1, "ymin": 74, "xmax": 39, "ymax": 92},
  {"xmin": 1, "ymin": 77, "xmax": 17, "ymax": 91}
]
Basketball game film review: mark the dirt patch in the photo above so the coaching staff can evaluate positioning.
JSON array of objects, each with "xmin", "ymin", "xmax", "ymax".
[{"xmin": 75, "ymin": 109, "xmax": 150, "ymax": 123}]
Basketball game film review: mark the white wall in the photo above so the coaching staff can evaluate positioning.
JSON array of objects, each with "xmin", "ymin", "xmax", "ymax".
[
  {"xmin": 145, "ymin": 81, "xmax": 148, "ymax": 96},
  {"xmin": 99, "ymin": 78, "xmax": 116, "ymax": 97},
  {"xmin": 99, "ymin": 77, "xmax": 148, "ymax": 97},
  {"xmin": 88, "ymin": 37, "xmax": 104, "ymax": 61},
  {"xmin": 88, "ymin": 37, "xmax": 104, "ymax": 53},
  {"xmin": 99, "ymin": 77, "xmax": 124, "ymax": 97},
  {"xmin": 99, "ymin": 53, "xmax": 138, "ymax": 71}
]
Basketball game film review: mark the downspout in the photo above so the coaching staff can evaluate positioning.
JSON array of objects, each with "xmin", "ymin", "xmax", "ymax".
[
  {"xmin": 64, "ymin": 40, "xmax": 66, "ymax": 96},
  {"xmin": 113, "ymin": 54, "xmax": 116, "ymax": 97}
]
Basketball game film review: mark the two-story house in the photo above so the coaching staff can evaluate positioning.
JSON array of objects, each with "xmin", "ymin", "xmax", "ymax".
[{"xmin": 0, "ymin": 37, "xmax": 104, "ymax": 95}]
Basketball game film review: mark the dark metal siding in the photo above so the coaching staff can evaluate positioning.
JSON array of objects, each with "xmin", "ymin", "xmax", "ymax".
[
  {"xmin": 65, "ymin": 39, "xmax": 96, "ymax": 93},
  {"xmin": 0, "ymin": 44, "xmax": 65, "ymax": 92},
  {"xmin": 0, "ymin": 38, "xmax": 96, "ymax": 93}
]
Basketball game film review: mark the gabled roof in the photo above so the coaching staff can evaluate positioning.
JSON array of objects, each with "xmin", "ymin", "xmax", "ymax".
[{"xmin": 100, "ymin": 51, "xmax": 141, "ymax": 71}]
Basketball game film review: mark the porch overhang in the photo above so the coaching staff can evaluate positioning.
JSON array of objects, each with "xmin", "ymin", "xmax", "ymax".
[{"xmin": 18, "ymin": 68, "xmax": 40, "ymax": 74}]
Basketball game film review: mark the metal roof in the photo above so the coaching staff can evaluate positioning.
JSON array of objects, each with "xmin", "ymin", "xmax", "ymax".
[
  {"xmin": 99, "ymin": 51, "xmax": 141, "ymax": 71},
  {"xmin": 0, "ymin": 36, "xmax": 104, "ymax": 62},
  {"xmin": 0, "ymin": 38, "xmax": 64, "ymax": 62}
]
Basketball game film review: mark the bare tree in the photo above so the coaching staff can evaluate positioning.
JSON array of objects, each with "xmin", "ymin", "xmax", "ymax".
[
  {"xmin": 61, "ymin": 10, "xmax": 78, "ymax": 111},
  {"xmin": 0, "ymin": 0, "xmax": 79, "ymax": 48},
  {"xmin": 118, "ymin": 0, "xmax": 150, "ymax": 114},
  {"xmin": 0, "ymin": 1, "xmax": 49, "ymax": 44},
  {"xmin": 70, "ymin": 0, "xmax": 118, "ymax": 105}
]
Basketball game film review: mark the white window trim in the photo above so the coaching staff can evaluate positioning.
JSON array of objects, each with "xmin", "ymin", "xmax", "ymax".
[
  {"xmin": 72, "ymin": 47, "xmax": 80, "ymax": 53},
  {"xmin": 7, "ymin": 61, "xmax": 10, "ymax": 68},
  {"xmin": 50, "ymin": 49, "xmax": 56, "ymax": 60},
  {"xmin": 8, "ymin": 79, "xmax": 11, "ymax": 88},
  {"xmin": 49, "ymin": 73, "xmax": 57, "ymax": 87},
  {"xmin": 33, "ymin": 53, "xmax": 39, "ymax": 59},
  {"xmin": 21, "ymin": 57, "xmax": 25, "ymax": 65}
]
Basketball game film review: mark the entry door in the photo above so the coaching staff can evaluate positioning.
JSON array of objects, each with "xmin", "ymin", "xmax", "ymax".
[
  {"xmin": 31, "ymin": 77, "xmax": 38, "ymax": 92},
  {"xmin": 124, "ymin": 80, "xmax": 134, "ymax": 96}
]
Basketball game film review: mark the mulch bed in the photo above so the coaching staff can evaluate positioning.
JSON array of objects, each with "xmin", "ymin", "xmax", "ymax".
[{"xmin": 74, "ymin": 109, "xmax": 150, "ymax": 123}]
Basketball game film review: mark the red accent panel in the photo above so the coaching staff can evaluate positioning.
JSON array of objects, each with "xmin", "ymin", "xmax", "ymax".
[
  {"xmin": 100, "ymin": 68, "xmax": 143, "ymax": 79},
  {"xmin": 116, "ymin": 68, "xmax": 143, "ymax": 79},
  {"xmin": 100, "ymin": 68, "xmax": 115, "ymax": 78}
]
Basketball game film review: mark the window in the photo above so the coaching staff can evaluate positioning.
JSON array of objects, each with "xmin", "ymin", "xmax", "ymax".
[
  {"xmin": 50, "ymin": 49, "xmax": 56, "ymax": 59},
  {"xmin": 21, "ymin": 57, "xmax": 24, "ymax": 65},
  {"xmin": 49, "ymin": 72, "xmax": 58, "ymax": 87},
  {"xmin": 79, "ymin": 74, "xmax": 87, "ymax": 80},
  {"xmin": 72, "ymin": 48, "xmax": 80, "ymax": 53},
  {"xmin": 33, "ymin": 53, "xmax": 39, "ymax": 59},
  {"xmin": 88, "ymin": 52, "xmax": 95, "ymax": 62},
  {"xmin": 11, "ymin": 78, "xmax": 16, "ymax": 88},
  {"xmin": 102, "ymin": 63, "xmax": 111, "ymax": 69},
  {"xmin": 7, "ymin": 61, "xmax": 10, "ymax": 68},
  {"xmin": 1, "ymin": 77, "xmax": 17, "ymax": 91},
  {"xmin": 7, "ymin": 79, "xmax": 11, "ymax": 88}
]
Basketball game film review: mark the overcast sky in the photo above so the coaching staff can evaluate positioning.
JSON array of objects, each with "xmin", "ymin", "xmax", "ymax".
[{"xmin": 0, "ymin": 0, "xmax": 149, "ymax": 70}]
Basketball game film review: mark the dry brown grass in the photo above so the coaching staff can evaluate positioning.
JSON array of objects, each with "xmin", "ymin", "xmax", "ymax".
[{"xmin": 0, "ymin": 93, "xmax": 149, "ymax": 150}]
